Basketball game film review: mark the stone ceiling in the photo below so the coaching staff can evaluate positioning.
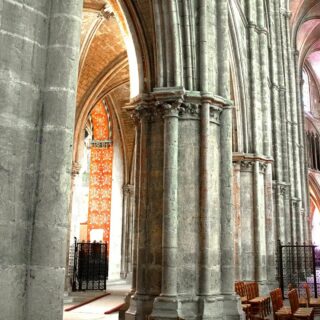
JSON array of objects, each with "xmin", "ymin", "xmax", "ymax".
[
  {"xmin": 291, "ymin": 1, "xmax": 320, "ymax": 82},
  {"xmin": 75, "ymin": 0, "xmax": 133, "ymax": 177}
]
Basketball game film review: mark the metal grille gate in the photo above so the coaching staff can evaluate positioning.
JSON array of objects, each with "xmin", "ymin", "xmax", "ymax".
[
  {"xmin": 72, "ymin": 240, "xmax": 108, "ymax": 291},
  {"xmin": 277, "ymin": 240, "xmax": 320, "ymax": 298}
]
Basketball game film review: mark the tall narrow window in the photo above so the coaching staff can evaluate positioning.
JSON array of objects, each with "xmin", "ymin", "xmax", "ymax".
[{"xmin": 302, "ymin": 69, "xmax": 311, "ymax": 112}]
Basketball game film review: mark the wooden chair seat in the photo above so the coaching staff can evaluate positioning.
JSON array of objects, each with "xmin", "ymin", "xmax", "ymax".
[
  {"xmin": 241, "ymin": 296, "xmax": 249, "ymax": 304},
  {"xmin": 293, "ymin": 307, "xmax": 313, "ymax": 317},
  {"xmin": 249, "ymin": 297, "xmax": 268, "ymax": 303},
  {"xmin": 288, "ymin": 289, "xmax": 314, "ymax": 320},
  {"xmin": 270, "ymin": 288, "xmax": 290, "ymax": 320},
  {"xmin": 275, "ymin": 306, "xmax": 292, "ymax": 319},
  {"xmin": 244, "ymin": 282, "xmax": 271, "ymax": 318}
]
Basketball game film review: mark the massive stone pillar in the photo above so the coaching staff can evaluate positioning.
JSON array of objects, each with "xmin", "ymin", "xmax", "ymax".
[
  {"xmin": 0, "ymin": 1, "xmax": 82, "ymax": 319},
  {"xmin": 0, "ymin": 1, "xmax": 49, "ymax": 318},
  {"xmin": 126, "ymin": 90, "xmax": 240, "ymax": 320},
  {"xmin": 25, "ymin": 2, "xmax": 82, "ymax": 319}
]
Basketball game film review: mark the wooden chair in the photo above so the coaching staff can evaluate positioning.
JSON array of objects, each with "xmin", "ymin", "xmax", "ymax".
[
  {"xmin": 288, "ymin": 289, "xmax": 314, "ymax": 320},
  {"xmin": 270, "ymin": 288, "xmax": 291, "ymax": 320},
  {"xmin": 235, "ymin": 281, "xmax": 249, "ymax": 304},
  {"xmin": 242, "ymin": 304, "xmax": 252, "ymax": 320},
  {"xmin": 245, "ymin": 282, "xmax": 271, "ymax": 319},
  {"xmin": 288, "ymin": 283, "xmax": 308, "ymax": 307},
  {"xmin": 304, "ymin": 284, "xmax": 320, "ymax": 314}
]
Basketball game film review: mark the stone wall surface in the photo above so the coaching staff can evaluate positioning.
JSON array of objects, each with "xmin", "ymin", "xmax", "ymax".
[{"xmin": 0, "ymin": 0, "xmax": 82, "ymax": 319}]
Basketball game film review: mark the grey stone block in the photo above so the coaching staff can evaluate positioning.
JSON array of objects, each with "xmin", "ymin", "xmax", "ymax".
[
  {"xmin": 26, "ymin": 266, "xmax": 65, "ymax": 320},
  {"xmin": 0, "ymin": 265, "xmax": 26, "ymax": 320},
  {"xmin": 30, "ymin": 225, "xmax": 68, "ymax": 267}
]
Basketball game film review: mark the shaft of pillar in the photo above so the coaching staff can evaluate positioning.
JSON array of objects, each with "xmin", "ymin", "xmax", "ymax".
[
  {"xmin": 133, "ymin": 120, "xmax": 142, "ymax": 293},
  {"xmin": 161, "ymin": 105, "xmax": 179, "ymax": 297},
  {"xmin": 199, "ymin": 101, "xmax": 211, "ymax": 296},
  {"xmin": 220, "ymin": 107, "xmax": 234, "ymax": 294}
]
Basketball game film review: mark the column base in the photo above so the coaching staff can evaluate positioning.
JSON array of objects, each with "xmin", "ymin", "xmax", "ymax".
[
  {"xmin": 125, "ymin": 293, "xmax": 156, "ymax": 320},
  {"xmin": 199, "ymin": 294, "xmax": 243, "ymax": 320},
  {"xmin": 119, "ymin": 290, "xmax": 134, "ymax": 320},
  {"xmin": 149, "ymin": 296, "xmax": 179, "ymax": 320},
  {"xmin": 148, "ymin": 294, "xmax": 242, "ymax": 320}
]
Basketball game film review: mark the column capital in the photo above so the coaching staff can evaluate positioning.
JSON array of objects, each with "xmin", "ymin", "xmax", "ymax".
[
  {"xmin": 71, "ymin": 161, "xmax": 81, "ymax": 177},
  {"xmin": 125, "ymin": 90, "xmax": 233, "ymax": 124},
  {"xmin": 123, "ymin": 184, "xmax": 134, "ymax": 195},
  {"xmin": 232, "ymin": 153, "xmax": 273, "ymax": 172},
  {"xmin": 280, "ymin": 8, "xmax": 292, "ymax": 19}
]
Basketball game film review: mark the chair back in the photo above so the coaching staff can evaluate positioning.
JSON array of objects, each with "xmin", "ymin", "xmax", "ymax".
[
  {"xmin": 275, "ymin": 288, "xmax": 284, "ymax": 308},
  {"xmin": 304, "ymin": 283, "xmax": 311, "ymax": 305},
  {"xmin": 270, "ymin": 289, "xmax": 280, "ymax": 313},
  {"xmin": 270, "ymin": 288, "xmax": 284, "ymax": 312},
  {"xmin": 235, "ymin": 281, "xmax": 246, "ymax": 297},
  {"xmin": 253, "ymin": 282, "xmax": 260, "ymax": 296},
  {"xmin": 288, "ymin": 289, "xmax": 300, "ymax": 313},
  {"xmin": 245, "ymin": 282, "xmax": 257, "ymax": 300}
]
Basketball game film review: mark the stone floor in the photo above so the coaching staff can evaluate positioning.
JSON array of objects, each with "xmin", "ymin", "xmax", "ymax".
[
  {"xmin": 63, "ymin": 281, "xmax": 320, "ymax": 320},
  {"xmin": 63, "ymin": 281, "xmax": 130, "ymax": 320}
]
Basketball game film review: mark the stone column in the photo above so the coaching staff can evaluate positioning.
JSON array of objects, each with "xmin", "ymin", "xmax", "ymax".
[
  {"xmin": 0, "ymin": 1, "xmax": 50, "ymax": 318},
  {"xmin": 25, "ymin": 1, "xmax": 82, "ymax": 319},
  {"xmin": 233, "ymin": 163, "xmax": 242, "ymax": 281},
  {"xmin": 121, "ymin": 184, "xmax": 134, "ymax": 279},
  {"xmin": 65, "ymin": 161, "xmax": 81, "ymax": 292},
  {"xmin": 151, "ymin": 100, "xmax": 180, "ymax": 319},
  {"xmin": 233, "ymin": 154, "xmax": 272, "ymax": 290},
  {"xmin": 126, "ymin": 91, "xmax": 240, "ymax": 320},
  {"xmin": 126, "ymin": 101, "xmax": 161, "ymax": 320},
  {"xmin": 220, "ymin": 106, "xmax": 240, "ymax": 315},
  {"xmin": 199, "ymin": 100, "xmax": 211, "ymax": 296}
]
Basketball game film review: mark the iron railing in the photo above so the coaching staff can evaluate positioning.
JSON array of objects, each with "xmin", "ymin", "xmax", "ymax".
[
  {"xmin": 72, "ymin": 239, "xmax": 108, "ymax": 291},
  {"xmin": 277, "ymin": 240, "xmax": 320, "ymax": 298}
]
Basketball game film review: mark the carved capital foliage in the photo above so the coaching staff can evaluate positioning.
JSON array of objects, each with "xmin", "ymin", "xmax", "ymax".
[
  {"xmin": 131, "ymin": 100, "xmax": 201, "ymax": 123},
  {"xmin": 123, "ymin": 184, "xmax": 134, "ymax": 195},
  {"xmin": 180, "ymin": 103, "xmax": 200, "ymax": 117},
  {"xmin": 209, "ymin": 105, "xmax": 222, "ymax": 124},
  {"xmin": 259, "ymin": 162, "xmax": 268, "ymax": 173},
  {"xmin": 291, "ymin": 198, "xmax": 301, "ymax": 209},
  {"xmin": 158, "ymin": 99, "xmax": 183, "ymax": 118},
  {"xmin": 272, "ymin": 181, "xmax": 290, "ymax": 198},
  {"xmin": 128, "ymin": 90, "xmax": 231, "ymax": 125},
  {"xmin": 279, "ymin": 185, "xmax": 287, "ymax": 196},
  {"xmin": 233, "ymin": 153, "xmax": 273, "ymax": 173},
  {"xmin": 240, "ymin": 160, "xmax": 255, "ymax": 171},
  {"xmin": 280, "ymin": 8, "xmax": 292, "ymax": 19},
  {"xmin": 72, "ymin": 161, "xmax": 81, "ymax": 177}
]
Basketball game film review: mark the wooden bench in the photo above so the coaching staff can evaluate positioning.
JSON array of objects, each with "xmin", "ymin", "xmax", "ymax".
[{"xmin": 288, "ymin": 289, "xmax": 314, "ymax": 320}]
